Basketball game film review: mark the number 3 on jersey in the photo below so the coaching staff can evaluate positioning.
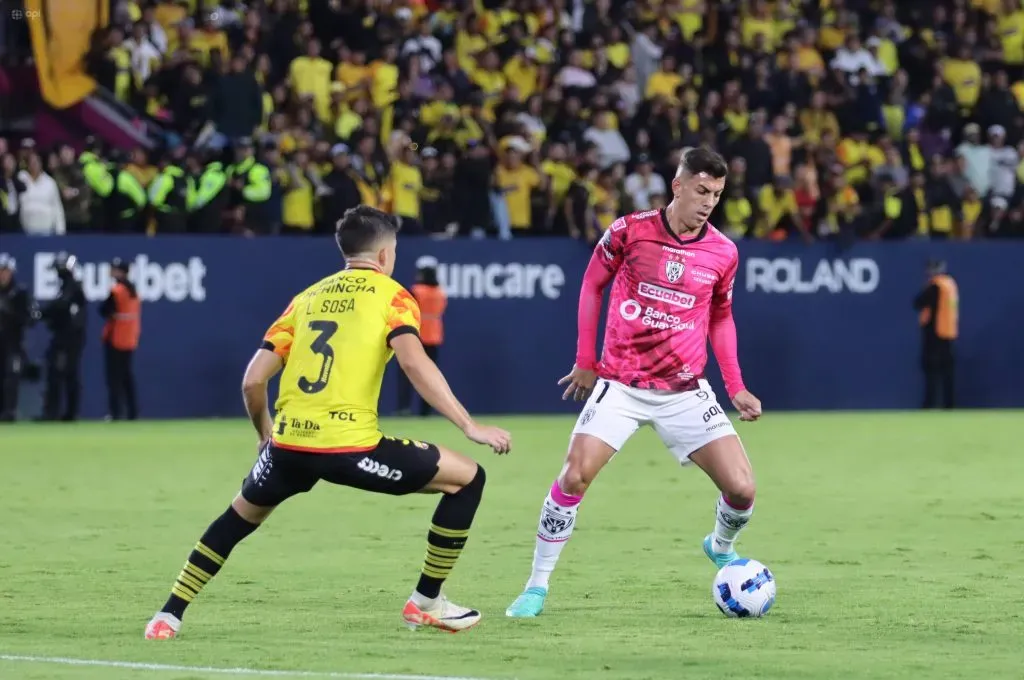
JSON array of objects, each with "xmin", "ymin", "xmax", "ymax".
[{"xmin": 298, "ymin": 320, "xmax": 338, "ymax": 394}]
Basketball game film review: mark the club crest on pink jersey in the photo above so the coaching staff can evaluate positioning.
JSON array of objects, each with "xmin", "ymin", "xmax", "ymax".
[
  {"xmin": 665, "ymin": 260, "xmax": 685, "ymax": 283},
  {"xmin": 585, "ymin": 209, "xmax": 740, "ymax": 392}
]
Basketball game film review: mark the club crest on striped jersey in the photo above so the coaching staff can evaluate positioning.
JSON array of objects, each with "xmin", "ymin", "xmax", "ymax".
[{"xmin": 665, "ymin": 260, "xmax": 685, "ymax": 283}]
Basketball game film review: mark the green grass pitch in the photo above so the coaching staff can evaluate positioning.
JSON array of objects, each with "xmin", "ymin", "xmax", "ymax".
[{"xmin": 1, "ymin": 412, "xmax": 1023, "ymax": 680}]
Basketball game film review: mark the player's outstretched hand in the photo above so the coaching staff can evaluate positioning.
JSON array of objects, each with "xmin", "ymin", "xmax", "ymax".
[
  {"xmin": 558, "ymin": 365, "xmax": 598, "ymax": 401},
  {"xmin": 463, "ymin": 422, "xmax": 512, "ymax": 455},
  {"xmin": 732, "ymin": 390, "xmax": 762, "ymax": 422}
]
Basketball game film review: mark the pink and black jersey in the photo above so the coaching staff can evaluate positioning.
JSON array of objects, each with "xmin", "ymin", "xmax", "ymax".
[{"xmin": 575, "ymin": 209, "xmax": 745, "ymax": 396}]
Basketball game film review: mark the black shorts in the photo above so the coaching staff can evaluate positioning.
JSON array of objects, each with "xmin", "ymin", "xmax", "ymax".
[{"xmin": 240, "ymin": 436, "xmax": 441, "ymax": 506}]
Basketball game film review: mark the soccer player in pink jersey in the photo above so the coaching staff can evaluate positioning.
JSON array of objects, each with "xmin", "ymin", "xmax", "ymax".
[{"xmin": 506, "ymin": 146, "xmax": 762, "ymax": 617}]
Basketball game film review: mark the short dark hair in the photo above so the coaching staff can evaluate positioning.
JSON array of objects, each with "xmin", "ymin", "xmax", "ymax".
[
  {"xmin": 417, "ymin": 265, "xmax": 439, "ymax": 286},
  {"xmin": 335, "ymin": 206, "xmax": 400, "ymax": 256},
  {"xmin": 679, "ymin": 146, "xmax": 728, "ymax": 179}
]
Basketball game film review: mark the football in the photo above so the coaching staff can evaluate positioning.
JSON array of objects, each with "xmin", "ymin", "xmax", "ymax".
[{"xmin": 712, "ymin": 558, "xmax": 776, "ymax": 618}]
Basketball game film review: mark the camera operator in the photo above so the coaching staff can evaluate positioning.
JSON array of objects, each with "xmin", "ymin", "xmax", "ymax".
[
  {"xmin": 39, "ymin": 252, "xmax": 86, "ymax": 421},
  {"xmin": 0, "ymin": 254, "xmax": 33, "ymax": 422}
]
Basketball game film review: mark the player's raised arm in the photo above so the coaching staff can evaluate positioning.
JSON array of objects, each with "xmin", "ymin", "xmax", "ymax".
[
  {"xmin": 391, "ymin": 334, "xmax": 510, "ymax": 454},
  {"xmin": 708, "ymin": 253, "xmax": 760, "ymax": 421},
  {"xmin": 560, "ymin": 219, "xmax": 625, "ymax": 401}
]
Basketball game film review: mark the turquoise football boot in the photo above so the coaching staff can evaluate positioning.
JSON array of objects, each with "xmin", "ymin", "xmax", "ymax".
[
  {"xmin": 703, "ymin": 533, "xmax": 740, "ymax": 569},
  {"xmin": 505, "ymin": 587, "xmax": 548, "ymax": 618}
]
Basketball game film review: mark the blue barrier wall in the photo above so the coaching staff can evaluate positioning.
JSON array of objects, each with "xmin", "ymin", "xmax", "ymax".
[{"xmin": 2, "ymin": 235, "xmax": 1022, "ymax": 418}]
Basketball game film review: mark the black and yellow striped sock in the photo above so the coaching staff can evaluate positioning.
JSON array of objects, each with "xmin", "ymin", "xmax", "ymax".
[
  {"xmin": 415, "ymin": 466, "xmax": 486, "ymax": 600},
  {"xmin": 161, "ymin": 507, "xmax": 259, "ymax": 619},
  {"xmin": 418, "ymin": 523, "xmax": 470, "ymax": 597}
]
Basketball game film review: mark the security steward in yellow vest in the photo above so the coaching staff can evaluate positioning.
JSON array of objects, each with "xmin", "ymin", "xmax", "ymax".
[
  {"xmin": 100, "ymin": 258, "xmax": 141, "ymax": 420},
  {"xmin": 227, "ymin": 137, "xmax": 273, "ymax": 234},
  {"xmin": 80, "ymin": 140, "xmax": 115, "ymax": 229},
  {"xmin": 913, "ymin": 260, "xmax": 959, "ymax": 410},
  {"xmin": 191, "ymin": 153, "xmax": 229, "ymax": 233},
  {"xmin": 106, "ymin": 151, "xmax": 148, "ymax": 232},
  {"xmin": 148, "ymin": 147, "xmax": 189, "ymax": 233}
]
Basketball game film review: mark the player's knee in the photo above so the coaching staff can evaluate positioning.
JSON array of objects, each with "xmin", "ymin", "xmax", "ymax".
[
  {"xmin": 724, "ymin": 475, "xmax": 756, "ymax": 508},
  {"xmin": 231, "ymin": 494, "xmax": 274, "ymax": 524},
  {"xmin": 562, "ymin": 434, "xmax": 615, "ymax": 495},
  {"xmin": 465, "ymin": 463, "xmax": 486, "ymax": 497},
  {"xmin": 559, "ymin": 460, "xmax": 592, "ymax": 496},
  {"xmin": 450, "ymin": 463, "xmax": 486, "ymax": 499}
]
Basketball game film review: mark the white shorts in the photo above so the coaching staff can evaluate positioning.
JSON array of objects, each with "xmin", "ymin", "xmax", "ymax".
[{"xmin": 571, "ymin": 378, "xmax": 738, "ymax": 464}]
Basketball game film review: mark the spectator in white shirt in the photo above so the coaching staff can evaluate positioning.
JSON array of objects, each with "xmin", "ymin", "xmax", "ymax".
[
  {"xmin": 987, "ymin": 125, "xmax": 1019, "ymax": 199},
  {"xmin": 613, "ymin": 64, "xmax": 641, "ymax": 119},
  {"xmin": 873, "ymin": 3, "xmax": 904, "ymax": 43},
  {"xmin": 628, "ymin": 22, "xmax": 663, "ymax": 97},
  {"xmin": 624, "ymin": 154, "xmax": 667, "ymax": 211},
  {"xmin": 401, "ymin": 21, "xmax": 443, "ymax": 74},
  {"xmin": 17, "ymin": 153, "xmax": 65, "ymax": 236},
  {"xmin": 831, "ymin": 35, "xmax": 885, "ymax": 81},
  {"xmin": 556, "ymin": 50, "xmax": 598, "ymax": 90},
  {"xmin": 583, "ymin": 111, "xmax": 631, "ymax": 169},
  {"xmin": 140, "ymin": 4, "xmax": 168, "ymax": 54},
  {"xmin": 516, "ymin": 95, "xmax": 547, "ymax": 146},
  {"xmin": 125, "ymin": 21, "xmax": 163, "ymax": 87},
  {"xmin": 955, "ymin": 123, "xmax": 992, "ymax": 197}
]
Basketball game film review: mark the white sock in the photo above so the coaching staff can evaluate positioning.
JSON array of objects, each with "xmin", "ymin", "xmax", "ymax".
[
  {"xmin": 525, "ymin": 480, "xmax": 582, "ymax": 591},
  {"xmin": 712, "ymin": 495, "xmax": 753, "ymax": 554},
  {"xmin": 409, "ymin": 590, "xmax": 438, "ymax": 610}
]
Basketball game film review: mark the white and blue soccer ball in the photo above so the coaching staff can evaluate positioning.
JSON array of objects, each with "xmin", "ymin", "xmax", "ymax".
[{"xmin": 712, "ymin": 558, "xmax": 776, "ymax": 618}]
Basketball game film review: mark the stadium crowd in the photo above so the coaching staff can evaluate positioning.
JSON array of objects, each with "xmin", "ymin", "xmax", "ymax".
[{"xmin": 3, "ymin": 0, "xmax": 1024, "ymax": 241}]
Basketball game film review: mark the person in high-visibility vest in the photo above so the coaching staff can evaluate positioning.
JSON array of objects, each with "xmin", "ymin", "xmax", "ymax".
[
  {"xmin": 396, "ymin": 261, "xmax": 447, "ymax": 416},
  {"xmin": 100, "ymin": 258, "xmax": 141, "ymax": 420},
  {"xmin": 80, "ymin": 140, "xmax": 115, "ymax": 229},
  {"xmin": 913, "ymin": 259, "xmax": 958, "ymax": 409},
  {"xmin": 190, "ymin": 156, "xmax": 229, "ymax": 233},
  {"xmin": 149, "ymin": 146, "xmax": 189, "ymax": 233},
  {"xmin": 103, "ymin": 150, "xmax": 148, "ymax": 232},
  {"xmin": 227, "ymin": 137, "xmax": 273, "ymax": 234}
]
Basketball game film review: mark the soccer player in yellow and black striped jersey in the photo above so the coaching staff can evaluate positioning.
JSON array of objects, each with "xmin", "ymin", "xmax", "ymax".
[{"xmin": 144, "ymin": 207, "xmax": 511, "ymax": 639}]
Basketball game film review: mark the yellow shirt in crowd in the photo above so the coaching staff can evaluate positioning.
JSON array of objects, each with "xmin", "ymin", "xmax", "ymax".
[
  {"xmin": 371, "ymin": 61, "xmax": 400, "ymax": 108},
  {"xmin": 279, "ymin": 169, "xmax": 315, "ymax": 229},
  {"xmin": 943, "ymin": 58, "xmax": 983, "ymax": 108},
  {"xmin": 542, "ymin": 160, "xmax": 576, "ymax": 206},
  {"xmin": 998, "ymin": 11, "xmax": 1024, "ymax": 64},
  {"xmin": 645, "ymin": 70, "xmax": 683, "ymax": 101},
  {"xmin": 387, "ymin": 162, "xmax": 423, "ymax": 220},
  {"xmin": 504, "ymin": 56, "xmax": 538, "ymax": 101},
  {"xmin": 496, "ymin": 164, "xmax": 540, "ymax": 229},
  {"xmin": 742, "ymin": 16, "xmax": 776, "ymax": 49},
  {"xmin": 290, "ymin": 56, "xmax": 333, "ymax": 121},
  {"xmin": 189, "ymin": 30, "xmax": 229, "ymax": 67}
]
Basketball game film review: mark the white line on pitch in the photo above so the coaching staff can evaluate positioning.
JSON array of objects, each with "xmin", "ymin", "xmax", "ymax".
[{"xmin": 0, "ymin": 654, "xmax": 509, "ymax": 680}]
